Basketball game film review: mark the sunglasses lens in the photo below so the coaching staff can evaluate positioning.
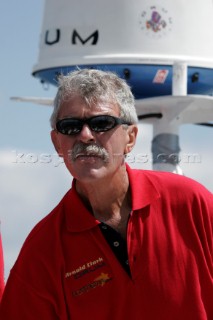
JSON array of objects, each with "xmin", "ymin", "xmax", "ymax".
[
  {"xmin": 56, "ymin": 119, "xmax": 82, "ymax": 135},
  {"xmin": 90, "ymin": 116, "xmax": 116, "ymax": 132}
]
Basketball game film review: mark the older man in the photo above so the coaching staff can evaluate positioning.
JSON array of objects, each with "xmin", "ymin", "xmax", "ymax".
[{"xmin": 0, "ymin": 69, "xmax": 212, "ymax": 319}]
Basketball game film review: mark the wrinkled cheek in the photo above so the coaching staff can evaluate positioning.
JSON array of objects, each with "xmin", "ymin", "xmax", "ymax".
[
  {"xmin": 109, "ymin": 152, "xmax": 125, "ymax": 166},
  {"xmin": 61, "ymin": 147, "xmax": 73, "ymax": 162}
]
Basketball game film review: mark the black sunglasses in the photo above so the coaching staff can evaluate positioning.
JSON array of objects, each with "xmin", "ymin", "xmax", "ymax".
[{"xmin": 56, "ymin": 115, "xmax": 130, "ymax": 135}]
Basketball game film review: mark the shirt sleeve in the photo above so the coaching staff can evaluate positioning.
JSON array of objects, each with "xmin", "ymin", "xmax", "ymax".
[
  {"xmin": 0, "ymin": 269, "xmax": 67, "ymax": 320},
  {"xmin": 197, "ymin": 186, "xmax": 213, "ymax": 264}
]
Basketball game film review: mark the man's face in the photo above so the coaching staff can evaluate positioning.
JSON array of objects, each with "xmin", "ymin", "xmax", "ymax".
[{"xmin": 51, "ymin": 96, "xmax": 137, "ymax": 183}]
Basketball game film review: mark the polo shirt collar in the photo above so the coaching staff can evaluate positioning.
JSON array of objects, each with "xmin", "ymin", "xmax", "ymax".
[
  {"xmin": 65, "ymin": 164, "xmax": 160, "ymax": 232},
  {"xmin": 126, "ymin": 164, "xmax": 160, "ymax": 211},
  {"xmin": 64, "ymin": 184, "xmax": 99, "ymax": 233}
]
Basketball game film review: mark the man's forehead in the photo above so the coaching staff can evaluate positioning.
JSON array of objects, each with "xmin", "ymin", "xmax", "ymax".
[{"xmin": 59, "ymin": 97, "xmax": 120, "ymax": 116}]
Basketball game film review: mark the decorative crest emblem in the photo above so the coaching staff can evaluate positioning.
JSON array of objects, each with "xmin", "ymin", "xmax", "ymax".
[{"xmin": 139, "ymin": 6, "xmax": 172, "ymax": 38}]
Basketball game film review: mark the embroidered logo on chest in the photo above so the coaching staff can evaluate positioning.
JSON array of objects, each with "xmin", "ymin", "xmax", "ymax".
[
  {"xmin": 72, "ymin": 272, "xmax": 112, "ymax": 296},
  {"xmin": 65, "ymin": 257, "xmax": 106, "ymax": 280}
]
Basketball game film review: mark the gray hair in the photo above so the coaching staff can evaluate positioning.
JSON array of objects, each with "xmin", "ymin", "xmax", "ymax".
[{"xmin": 50, "ymin": 68, "xmax": 138, "ymax": 128}]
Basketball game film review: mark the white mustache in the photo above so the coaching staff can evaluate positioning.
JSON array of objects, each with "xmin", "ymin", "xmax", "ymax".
[{"xmin": 69, "ymin": 143, "xmax": 109, "ymax": 163}]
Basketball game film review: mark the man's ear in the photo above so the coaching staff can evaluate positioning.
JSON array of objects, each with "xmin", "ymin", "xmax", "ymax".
[
  {"xmin": 51, "ymin": 130, "xmax": 63, "ymax": 157},
  {"xmin": 124, "ymin": 125, "xmax": 138, "ymax": 154}
]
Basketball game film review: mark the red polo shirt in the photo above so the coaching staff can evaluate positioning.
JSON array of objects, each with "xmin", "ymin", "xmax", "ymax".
[
  {"xmin": 0, "ymin": 233, "xmax": 4, "ymax": 301},
  {"xmin": 0, "ymin": 166, "xmax": 213, "ymax": 319}
]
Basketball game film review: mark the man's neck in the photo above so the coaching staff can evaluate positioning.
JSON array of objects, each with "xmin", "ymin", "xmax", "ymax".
[{"xmin": 75, "ymin": 165, "xmax": 131, "ymax": 238}]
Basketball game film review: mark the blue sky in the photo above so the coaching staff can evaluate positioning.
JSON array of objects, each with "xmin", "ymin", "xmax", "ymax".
[{"xmin": 0, "ymin": 1, "xmax": 213, "ymax": 280}]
